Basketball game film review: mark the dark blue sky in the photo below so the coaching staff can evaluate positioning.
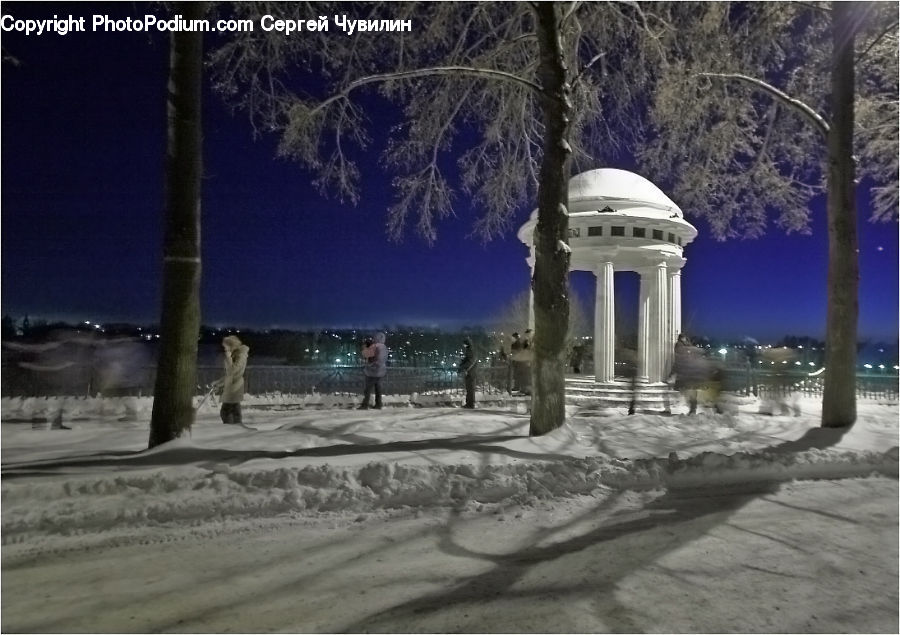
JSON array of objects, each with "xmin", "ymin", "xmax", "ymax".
[{"xmin": 2, "ymin": 2, "xmax": 897, "ymax": 342}]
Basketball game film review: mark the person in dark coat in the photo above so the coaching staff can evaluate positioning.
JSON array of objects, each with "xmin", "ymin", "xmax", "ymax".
[
  {"xmin": 512, "ymin": 329, "xmax": 534, "ymax": 395},
  {"xmin": 358, "ymin": 332, "xmax": 388, "ymax": 409},
  {"xmin": 618, "ymin": 347, "xmax": 639, "ymax": 415},
  {"xmin": 570, "ymin": 342, "xmax": 585, "ymax": 374},
  {"xmin": 509, "ymin": 332, "xmax": 523, "ymax": 393},
  {"xmin": 458, "ymin": 337, "xmax": 478, "ymax": 409}
]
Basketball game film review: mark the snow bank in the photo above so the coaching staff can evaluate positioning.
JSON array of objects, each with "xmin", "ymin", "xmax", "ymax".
[
  {"xmin": 2, "ymin": 394, "xmax": 897, "ymax": 554},
  {"xmin": 4, "ymin": 438, "xmax": 895, "ymax": 552}
]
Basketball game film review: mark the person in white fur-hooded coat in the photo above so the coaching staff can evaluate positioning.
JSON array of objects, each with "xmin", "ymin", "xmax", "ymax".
[{"xmin": 216, "ymin": 335, "xmax": 249, "ymax": 424}]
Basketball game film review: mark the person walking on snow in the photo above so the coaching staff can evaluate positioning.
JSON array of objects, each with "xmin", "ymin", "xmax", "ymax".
[
  {"xmin": 458, "ymin": 337, "xmax": 478, "ymax": 409},
  {"xmin": 359, "ymin": 332, "xmax": 388, "ymax": 409},
  {"xmin": 214, "ymin": 335, "xmax": 249, "ymax": 424}
]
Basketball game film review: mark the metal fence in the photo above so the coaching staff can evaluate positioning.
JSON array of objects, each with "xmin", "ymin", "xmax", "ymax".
[
  {"xmin": 1, "ymin": 362, "xmax": 514, "ymax": 399},
  {"xmin": 2, "ymin": 361, "xmax": 896, "ymax": 401},
  {"xmin": 719, "ymin": 367, "xmax": 899, "ymax": 401}
]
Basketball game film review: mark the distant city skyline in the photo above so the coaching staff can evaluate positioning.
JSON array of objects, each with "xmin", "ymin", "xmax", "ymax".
[
  {"xmin": 4, "ymin": 313, "xmax": 897, "ymax": 350},
  {"xmin": 2, "ymin": 2, "xmax": 897, "ymax": 343}
]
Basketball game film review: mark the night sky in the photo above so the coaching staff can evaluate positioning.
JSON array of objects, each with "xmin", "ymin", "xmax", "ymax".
[{"xmin": 2, "ymin": 2, "xmax": 897, "ymax": 342}]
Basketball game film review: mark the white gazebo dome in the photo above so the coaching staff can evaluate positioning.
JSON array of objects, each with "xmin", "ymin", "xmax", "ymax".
[
  {"xmin": 517, "ymin": 168, "xmax": 699, "ymax": 386},
  {"xmin": 568, "ymin": 168, "xmax": 683, "ymax": 218}
]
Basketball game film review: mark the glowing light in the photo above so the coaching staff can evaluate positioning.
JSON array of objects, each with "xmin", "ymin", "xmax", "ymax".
[{"xmin": 864, "ymin": 363, "xmax": 873, "ymax": 369}]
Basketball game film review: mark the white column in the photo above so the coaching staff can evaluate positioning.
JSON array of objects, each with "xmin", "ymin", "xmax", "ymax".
[
  {"xmin": 593, "ymin": 262, "xmax": 615, "ymax": 383},
  {"xmin": 637, "ymin": 269, "xmax": 651, "ymax": 382},
  {"xmin": 650, "ymin": 261, "xmax": 668, "ymax": 383},
  {"xmin": 667, "ymin": 268, "xmax": 682, "ymax": 376}
]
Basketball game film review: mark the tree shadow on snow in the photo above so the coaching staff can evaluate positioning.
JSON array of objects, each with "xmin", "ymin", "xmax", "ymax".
[
  {"xmin": 765, "ymin": 424, "xmax": 852, "ymax": 454},
  {"xmin": 339, "ymin": 424, "xmax": 863, "ymax": 633},
  {"xmin": 0, "ymin": 433, "xmax": 567, "ymax": 478},
  {"xmin": 340, "ymin": 481, "xmax": 783, "ymax": 633}
]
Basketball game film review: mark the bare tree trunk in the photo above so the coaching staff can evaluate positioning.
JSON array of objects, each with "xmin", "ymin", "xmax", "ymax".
[
  {"xmin": 822, "ymin": 1, "xmax": 859, "ymax": 428},
  {"xmin": 529, "ymin": 2, "xmax": 572, "ymax": 436},
  {"xmin": 149, "ymin": 2, "xmax": 205, "ymax": 448}
]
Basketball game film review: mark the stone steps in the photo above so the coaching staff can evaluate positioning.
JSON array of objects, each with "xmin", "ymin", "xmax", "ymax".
[{"xmin": 564, "ymin": 375, "xmax": 678, "ymax": 409}]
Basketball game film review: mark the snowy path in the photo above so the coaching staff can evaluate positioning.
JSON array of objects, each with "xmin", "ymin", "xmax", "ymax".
[
  {"xmin": 2, "ymin": 477, "xmax": 896, "ymax": 634},
  {"xmin": 2, "ymin": 396, "xmax": 897, "ymax": 632}
]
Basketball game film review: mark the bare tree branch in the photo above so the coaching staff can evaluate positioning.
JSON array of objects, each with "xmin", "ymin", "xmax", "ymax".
[
  {"xmin": 573, "ymin": 52, "xmax": 604, "ymax": 86},
  {"xmin": 307, "ymin": 65, "xmax": 546, "ymax": 119},
  {"xmin": 791, "ymin": 1, "xmax": 831, "ymax": 13},
  {"xmin": 857, "ymin": 18, "xmax": 899, "ymax": 65},
  {"xmin": 697, "ymin": 71, "xmax": 830, "ymax": 138},
  {"xmin": 560, "ymin": 1, "xmax": 582, "ymax": 29}
]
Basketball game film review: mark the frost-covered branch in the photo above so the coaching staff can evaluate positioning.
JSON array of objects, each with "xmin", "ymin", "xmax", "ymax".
[
  {"xmin": 791, "ymin": 1, "xmax": 831, "ymax": 14},
  {"xmin": 573, "ymin": 52, "xmax": 604, "ymax": 86},
  {"xmin": 857, "ymin": 18, "xmax": 900, "ymax": 65},
  {"xmin": 310, "ymin": 66, "xmax": 545, "ymax": 117},
  {"xmin": 697, "ymin": 72, "xmax": 830, "ymax": 138},
  {"xmin": 560, "ymin": 1, "xmax": 582, "ymax": 29}
]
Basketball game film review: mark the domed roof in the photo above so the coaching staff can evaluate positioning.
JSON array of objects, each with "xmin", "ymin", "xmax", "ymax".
[{"xmin": 568, "ymin": 168, "xmax": 682, "ymax": 219}]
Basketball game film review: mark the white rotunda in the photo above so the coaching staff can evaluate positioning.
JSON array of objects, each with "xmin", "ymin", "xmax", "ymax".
[{"xmin": 517, "ymin": 168, "xmax": 698, "ymax": 387}]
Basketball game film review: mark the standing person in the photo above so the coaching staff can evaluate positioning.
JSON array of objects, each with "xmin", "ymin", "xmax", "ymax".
[
  {"xmin": 358, "ymin": 332, "xmax": 388, "ymax": 410},
  {"xmin": 509, "ymin": 332, "xmax": 523, "ymax": 394},
  {"xmin": 496, "ymin": 334, "xmax": 512, "ymax": 395},
  {"xmin": 458, "ymin": 337, "xmax": 478, "ymax": 409},
  {"xmin": 614, "ymin": 347, "xmax": 639, "ymax": 415},
  {"xmin": 216, "ymin": 335, "xmax": 249, "ymax": 424},
  {"xmin": 672, "ymin": 334, "xmax": 700, "ymax": 415},
  {"xmin": 760, "ymin": 347, "xmax": 800, "ymax": 416},
  {"xmin": 743, "ymin": 338, "xmax": 760, "ymax": 397},
  {"xmin": 569, "ymin": 341, "xmax": 585, "ymax": 374},
  {"xmin": 519, "ymin": 329, "xmax": 534, "ymax": 395}
]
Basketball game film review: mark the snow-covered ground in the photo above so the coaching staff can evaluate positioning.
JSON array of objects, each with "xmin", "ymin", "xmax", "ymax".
[{"xmin": 2, "ymin": 391, "xmax": 898, "ymax": 633}]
